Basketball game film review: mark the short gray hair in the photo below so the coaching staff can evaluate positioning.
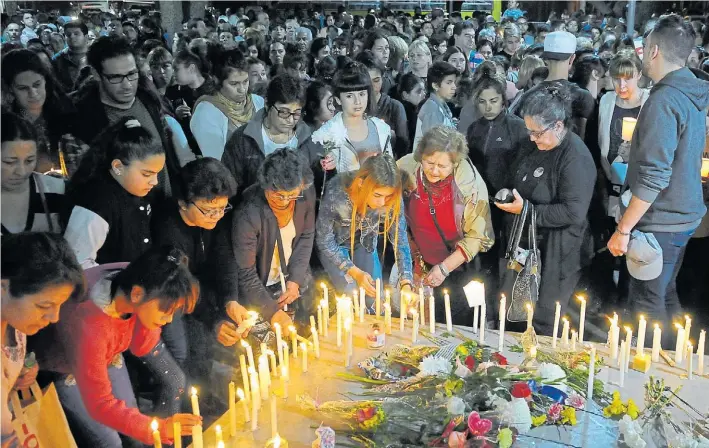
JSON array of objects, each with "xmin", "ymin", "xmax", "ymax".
[
  {"xmin": 520, "ymin": 81, "xmax": 572, "ymax": 128},
  {"xmin": 296, "ymin": 27, "xmax": 312, "ymax": 41}
]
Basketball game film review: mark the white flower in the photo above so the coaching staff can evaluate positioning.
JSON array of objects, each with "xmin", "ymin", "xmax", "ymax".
[
  {"xmin": 311, "ymin": 120, "xmax": 345, "ymax": 146},
  {"xmin": 417, "ymin": 355, "xmax": 452, "ymax": 377},
  {"xmin": 476, "ymin": 361, "xmax": 494, "ymax": 372},
  {"xmin": 446, "ymin": 396, "xmax": 466, "ymax": 415},
  {"xmin": 618, "ymin": 415, "xmax": 646, "ymax": 448},
  {"xmin": 537, "ymin": 362, "xmax": 567, "ymax": 392},
  {"xmin": 500, "ymin": 397, "xmax": 532, "ymax": 434},
  {"xmin": 454, "ymin": 357, "xmax": 472, "ymax": 378}
]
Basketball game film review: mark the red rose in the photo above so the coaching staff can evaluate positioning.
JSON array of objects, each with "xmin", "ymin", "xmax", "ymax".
[
  {"xmin": 356, "ymin": 407, "xmax": 376, "ymax": 423},
  {"xmin": 493, "ymin": 352, "xmax": 508, "ymax": 366},
  {"xmin": 511, "ymin": 381, "xmax": 532, "ymax": 399},
  {"xmin": 465, "ymin": 355, "xmax": 476, "ymax": 371}
]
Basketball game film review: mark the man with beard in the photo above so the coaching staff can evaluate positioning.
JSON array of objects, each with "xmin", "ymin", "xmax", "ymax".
[{"xmin": 54, "ymin": 21, "xmax": 89, "ymax": 91}]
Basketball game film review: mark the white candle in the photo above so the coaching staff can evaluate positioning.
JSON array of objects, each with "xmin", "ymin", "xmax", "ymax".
[
  {"xmin": 191, "ymin": 424, "xmax": 203, "ymax": 448},
  {"xmin": 190, "ymin": 387, "xmax": 200, "ymax": 416},
  {"xmin": 249, "ymin": 369, "xmax": 259, "ymax": 431},
  {"xmin": 229, "ymin": 381, "xmax": 237, "ymax": 435},
  {"xmin": 577, "ymin": 295, "xmax": 586, "ymax": 344},
  {"xmin": 316, "ymin": 305, "xmax": 323, "ymax": 336},
  {"xmin": 321, "ymin": 284, "xmax": 329, "ymax": 332},
  {"xmin": 151, "ymin": 419, "xmax": 162, "ymax": 448},
  {"xmin": 444, "ymin": 290, "xmax": 452, "ymax": 332},
  {"xmin": 697, "ymin": 329, "xmax": 705, "ymax": 375},
  {"xmin": 529, "ymin": 345, "xmax": 537, "ymax": 358},
  {"xmin": 619, "ymin": 340, "xmax": 626, "ymax": 387},
  {"xmin": 289, "ymin": 325, "xmax": 298, "ymax": 359},
  {"xmin": 336, "ymin": 298, "xmax": 343, "ymax": 347},
  {"xmin": 473, "ymin": 305, "xmax": 479, "ymax": 334},
  {"xmin": 173, "ymin": 421, "xmax": 181, "ymax": 448},
  {"xmin": 498, "ymin": 294, "xmax": 506, "ymax": 352},
  {"xmin": 311, "ymin": 327, "xmax": 320, "ymax": 358},
  {"xmin": 675, "ymin": 323, "xmax": 686, "ymax": 364},
  {"xmin": 237, "ymin": 387, "xmax": 250, "ymax": 423},
  {"xmin": 637, "ymin": 315, "xmax": 647, "ymax": 357},
  {"xmin": 429, "ymin": 294, "xmax": 435, "ymax": 334},
  {"xmin": 258, "ymin": 355, "xmax": 270, "ymax": 400},
  {"xmin": 623, "ymin": 327, "xmax": 632, "ymax": 372},
  {"xmin": 279, "ymin": 269, "xmax": 287, "ymax": 311},
  {"xmin": 561, "ymin": 318, "xmax": 570, "ymax": 348},
  {"xmin": 552, "ymin": 302, "xmax": 561, "ymax": 349},
  {"xmin": 270, "ymin": 393, "xmax": 278, "ymax": 438},
  {"xmin": 215, "ymin": 425, "xmax": 223, "ymax": 444},
  {"xmin": 687, "ymin": 342, "xmax": 694, "ymax": 380},
  {"xmin": 280, "ymin": 366, "xmax": 289, "ymax": 399},
  {"xmin": 587, "ymin": 345, "xmax": 596, "ymax": 403},
  {"xmin": 652, "ymin": 323, "xmax": 662, "ymax": 362},
  {"xmin": 359, "ymin": 287, "xmax": 366, "ymax": 322},
  {"xmin": 685, "ymin": 315, "xmax": 692, "ymax": 341},
  {"xmin": 242, "ymin": 340, "xmax": 255, "ymax": 372},
  {"xmin": 353, "ymin": 290, "xmax": 359, "ymax": 317},
  {"xmin": 610, "ymin": 314, "xmax": 619, "ymax": 360},
  {"xmin": 300, "ymin": 342, "xmax": 308, "ymax": 372},
  {"xmin": 400, "ymin": 294, "xmax": 407, "ymax": 332},
  {"xmin": 384, "ymin": 303, "xmax": 392, "ymax": 334},
  {"xmin": 479, "ymin": 303, "xmax": 486, "ymax": 344},
  {"xmin": 239, "ymin": 354, "xmax": 251, "ymax": 402},
  {"xmin": 419, "ymin": 287, "xmax": 426, "ymax": 327},
  {"xmin": 267, "ymin": 350, "xmax": 278, "ymax": 378},
  {"xmin": 526, "ymin": 303, "xmax": 534, "ymax": 330},
  {"xmin": 411, "ymin": 309, "xmax": 419, "ymax": 344},
  {"xmin": 375, "ymin": 278, "xmax": 381, "ymax": 318},
  {"xmin": 281, "ymin": 342, "xmax": 289, "ymax": 377},
  {"xmin": 344, "ymin": 318, "xmax": 352, "ymax": 367},
  {"xmin": 571, "ymin": 330, "xmax": 577, "ymax": 351}
]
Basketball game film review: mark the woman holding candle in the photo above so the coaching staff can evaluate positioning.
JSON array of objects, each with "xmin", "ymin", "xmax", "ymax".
[
  {"xmin": 1, "ymin": 233, "xmax": 84, "ymax": 445},
  {"xmin": 229, "ymin": 148, "xmax": 317, "ymax": 330},
  {"xmin": 496, "ymin": 82, "xmax": 596, "ymax": 335},
  {"xmin": 38, "ymin": 247, "xmax": 202, "ymax": 447},
  {"xmin": 316, "ymin": 154, "xmax": 417, "ymax": 310},
  {"xmin": 398, "ymin": 126, "xmax": 494, "ymax": 324}
]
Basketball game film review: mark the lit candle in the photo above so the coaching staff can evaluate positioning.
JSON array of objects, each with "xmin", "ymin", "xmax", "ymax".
[
  {"xmin": 258, "ymin": 355, "xmax": 270, "ymax": 400},
  {"xmin": 621, "ymin": 117, "xmax": 637, "ymax": 141},
  {"xmin": 217, "ymin": 442, "xmax": 224, "ymax": 448},
  {"xmin": 400, "ymin": 294, "xmax": 407, "ymax": 332},
  {"xmin": 384, "ymin": 303, "xmax": 392, "ymax": 334},
  {"xmin": 300, "ymin": 343, "xmax": 308, "ymax": 372},
  {"xmin": 191, "ymin": 425, "xmax": 203, "ymax": 448},
  {"xmin": 250, "ymin": 369, "xmax": 259, "ymax": 431},
  {"xmin": 270, "ymin": 393, "xmax": 278, "ymax": 438},
  {"xmin": 530, "ymin": 345, "xmax": 537, "ymax": 359},
  {"xmin": 479, "ymin": 302, "xmax": 486, "ymax": 344},
  {"xmin": 623, "ymin": 326, "xmax": 632, "ymax": 372},
  {"xmin": 429, "ymin": 294, "xmax": 435, "ymax": 334},
  {"xmin": 237, "ymin": 387, "xmax": 250, "ymax": 423},
  {"xmin": 697, "ymin": 330, "xmax": 705, "ymax": 376},
  {"xmin": 675, "ymin": 323, "xmax": 686, "ymax": 364},
  {"xmin": 610, "ymin": 314, "xmax": 619, "ymax": 360},
  {"xmin": 619, "ymin": 340, "xmax": 626, "ymax": 387},
  {"xmin": 526, "ymin": 303, "xmax": 533, "ymax": 330},
  {"xmin": 473, "ymin": 304, "xmax": 479, "ymax": 335},
  {"xmin": 637, "ymin": 315, "xmax": 647, "ymax": 357},
  {"xmin": 281, "ymin": 366, "xmax": 289, "ymax": 399},
  {"xmin": 311, "ymin": 327, "xmax": 320, "ymax": 358},
  {"xmin": 353, "ymin": 290, "xmax": 359, "ymax": 318},
  {"xmin": 229, "ymin": 381, "xmax": 237, "ymax": 435},
  {"xmin": 385, "ymin": 288, "xmax": 391, "ymax": 310},
  {"xmin": 317, "ymin": 305, "xmax": 323, "ymax": 335},
  {"xmin": 266, "ymin": 434, "xmax": 287, "ymax": 448},
  {"xmin": 571, "ymin": 329, "xmax": 577, "ymax": 351},
  {"xmin": 561, "ymin": 317, "xmax": 570, "ymax": 348},
  {"xmin": 279, "ymin": 268, "xmax": 287, "ymax": 311},
  {"xmin": 419, "ymin": 287, "xmax": 426, "ymax": 327},
  {"xmin": 444, "ymin": 290, "xmax": 452, "ymax": 332},
  {"xmin": 242, "ymin": 340, "xmax": 255, "ymax": 372},
  {"xmin": 498, "ymin": 294, "xmax": 506, "ymax": 352},
  {"xmin": 587, "ymin": 345, "xmax": 596, "ymax": 404},
  {"xmin": 321, "ymin": 282, "xmax": 328, "ymax": 313},
  {"xmin": 552, "ymin": 302, "xmax": 560, "ymax": 349},
  {"xmin": 274, "ymin": 322, "xmax": 284, "ymax": 369},
  {"xmin": 376, "ymin": 278, "xmax": 381, "ymax": 318},
  {"xmin": 190, "ymin": 387, "xmax": 200, "ymax": 416},
  {"xmin": 411, "ymin": 309, "xmax": 419, "ymax": 344},
  {"xmin": 577, "ymin": 295, "xmax": 586, "ymax": 344},
  {"xmin": 336, "ymin": 298, "xmax": 343, "ymax": 347},
  {"xmin": 289, "ymin": 325, "xmax": 298, "ymax": 359},
  {"xmin": 685, "ymin": 315, "xmax": 692, "ymax": 341},
  {"xmin": 151, "ymin": 419, "xmax": 162, "ymax": 448},
  {"xmin": 267, "ymin": 350, "xmax": 278, "ymax": 378},
  {"xmin": 322, "ymin": 296, "xmax": 329, "ymax": 338},
  {"xmin": 359, "ymin": 287, "xmax": 366, "ymax": 322},
  {"xmin": 239, "ymin": 354, "xmax": 251, "ymax": 402},
  {"xmin": 281, "ymin": 342, "xmax": 289, "ymax": 377},
  {"xmin": 173, "ymin": 421, "xmax": 181, "ymax": 448},
  {"xmin": 344, "ymin": 317, "xmax": 352, "ymax": 367},
  {"xmin": 687, "ymin": 342, "xmax": 694, "ymax": 380},
  {"xmin": 215, "ymin": 425, "xmax": 223, "ymax": 444},
  {"xmin": 652, "ymin": 323, "xmax": 662, "ymax": 362}
]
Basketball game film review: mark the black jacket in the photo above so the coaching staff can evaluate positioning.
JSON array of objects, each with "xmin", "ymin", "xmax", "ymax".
[
  {"xmin": 71, "ymin": 82, "xmax": 183, "ymax": 198},
  {"xmin": 221, "ymin": 108, "xmax": 313, "ymax": 200},
  {"xmin": 376, "ymin": 93, "xmax": 410, "ymax": 160},
  {"xmin": 401, "ymin": 100, "xmax": 419, "ymax": 156},
  {"xmin": 467, "ymin": 110, "xmax": 529, "ymax": 194},
  {"xmin": 227, "ymin": 184, "xmax": 316, "ymax": 321},
  {"xmin": 53, "ymin": 51, "xmax": 85, "ymax": 92}
]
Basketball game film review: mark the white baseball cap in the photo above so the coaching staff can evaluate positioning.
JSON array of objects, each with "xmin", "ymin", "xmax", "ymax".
[
  {"xmin": 543, "ymin": 31, "xmax": 576, "ymax": 60},
  {"xmin": 626, "ymin": 230, "xmax": 663, "ymax": 281}
]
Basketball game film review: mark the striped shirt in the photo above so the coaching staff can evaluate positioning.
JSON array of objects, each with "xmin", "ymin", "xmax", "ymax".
[{"xmin": 0, "ymin": 173, "xmax": 66, "ymax": 236}]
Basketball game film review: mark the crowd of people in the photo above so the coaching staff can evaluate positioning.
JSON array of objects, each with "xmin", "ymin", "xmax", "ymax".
[{"xmin": 1, "ymin": 2, "xmax": 708, "ymax": 446}]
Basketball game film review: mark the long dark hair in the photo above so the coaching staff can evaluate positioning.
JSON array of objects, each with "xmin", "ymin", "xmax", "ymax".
[
  {"xmin": 68, "ymin": 117, "xmax": 164, "ymax": 194},
  {"xmin": 303, "ymin": 79, "xmax": 333, "ymax": 127}
]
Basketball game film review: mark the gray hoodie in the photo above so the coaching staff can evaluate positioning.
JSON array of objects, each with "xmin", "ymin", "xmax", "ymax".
[{"xmin": 623, "ymin": 67, "xmax": 709, "ymax": 232}]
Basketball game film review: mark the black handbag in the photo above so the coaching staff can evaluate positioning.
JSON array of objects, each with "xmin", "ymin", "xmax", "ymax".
[{"xmin": 504, "ymin": 200, "xmax": 541, "ymax": 322}]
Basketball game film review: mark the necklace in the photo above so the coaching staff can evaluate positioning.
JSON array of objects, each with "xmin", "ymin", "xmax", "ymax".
[{"xmin": 264, "ymin": 120, "xmax": 295, "ymax": 144}]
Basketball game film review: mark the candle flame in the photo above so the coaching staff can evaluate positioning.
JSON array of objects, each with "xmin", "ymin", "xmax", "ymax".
[
  {"xmin": 247, "ymin": 311, "xmax": 259, "ymax": 319},
  {"xmin": 274, "ymin": 434, "xmax": 282, "ymax": 448},
  {"xmin": 685, "ymin": 314, "xmax": 691, "ymax": 320},
  {"xmin": 320, "ymin": 282, "xmax": 326, "ymax": 288},
  {"xmin": 191, "ymin": 386, "xmax": 198, "ymax": 396},
  {"xmin": 300, "ymin": 342, "xmax": 307, "ymax": 350},
  {"xmin": 217, "ymin": 442, "xmax": 225, "ymax": 448},
  {"xmin": 266, "ymin": 349, "xmax": 275, "ymax": 356},
  {"xmin": 654, "ymin": 323, "xmax": 659, "ymax": 329},
  {"xmin": 624, "ymin": 326, "xmax": 631, "ymax": 332},
  {"xmin": 216, "ymin": 425, "xmax": 221, "ymax": 434},
  {"xmin": 501, "ymin": 293, "xmax": 506, "ymax": 300},
  {"xmin": 151, "ymin": 419, "xmax": 159, "ymax": 431},
  {"xmin": 576, "ymin": 295, "xmax": 585, "ymax": 303},
  {"xmin": 281, "ymin": 366, "xmax": 287, "ymax": 377},
  {"xmin": 288, "ymin": 325, "xmax": 296, "ymax": 332},
  {"xmin": 526, "ymin": 303, "xmax": 532, "ymax": 311},
  {"xmin": 639, "ymin": 314, "xmax": 645, "ymax": 321},
  {"xmin": 562, "ymin": 317, "xmax": 568, "ymax": 323},
  {"xmin": 237, "ymin": 387, "xmax": 245, "ymax": 400},
  {"xmin": 675, "ymin": 322, "xmax": 683, "ymax": 330},
  {"xmin": 241, "ymin": 340, "xmax": 250, "ymax": 348},
  {"xmin": 443, "ymin": 289, "xmax": 448, "ymax": 295}
]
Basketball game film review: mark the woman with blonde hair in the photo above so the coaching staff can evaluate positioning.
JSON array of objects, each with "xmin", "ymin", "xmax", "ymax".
[
  {"xmin": 398, "ymin": 126, "xmax": 494, "ymax": 323},
  {"xmin": 408, "ymin": 39, "xmax": 433, "ymax": 84},
  {"xmin": 387, "ymin": 35, "xmax": 408, "ymax": 79},
  {"xmin": 315, "ymin": 154, "xmax": 416, "ymax": 310},
  {"xmin": 515, "ymin": 55, "xmax": 545, "ymax": 91}
]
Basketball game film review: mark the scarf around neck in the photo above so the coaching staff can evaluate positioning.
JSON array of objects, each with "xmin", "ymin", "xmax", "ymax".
[{"xmin": 197, "ymin": 91, "xmax": 255, "ymax": 128}]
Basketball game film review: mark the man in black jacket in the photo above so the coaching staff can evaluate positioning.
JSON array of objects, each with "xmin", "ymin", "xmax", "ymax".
[
  {"xmin": 53, "ymin": 21, "xmax": 89, "ymax": 92},
  {"xmin": 72, "ymin": 35, "xmax": 187, "ymax": 198}
]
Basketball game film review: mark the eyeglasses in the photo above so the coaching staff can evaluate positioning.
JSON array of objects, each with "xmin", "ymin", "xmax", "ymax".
[
  {"xmin": 102, "ymin": 70, "xmax": 140, "ymax": 84},
  {"xmin": 191, "ymin": 202, "xmax": 232, "ymax": 218},
  {"xmin": 527, "ymin": 124, "xmax": 555, "ymax": 139},
  {"xmin": 272, "ymin": 105, "xmax": 302, "ymax": 120},
  {"xmin": 271, "ymin": 192, "xmax": 303, "ymax": 202}
]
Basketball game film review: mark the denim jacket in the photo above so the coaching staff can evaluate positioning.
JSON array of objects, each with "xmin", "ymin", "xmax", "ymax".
[{"xmin": 315, "ymin": 174, "xmax": 414, "ymax": 283}]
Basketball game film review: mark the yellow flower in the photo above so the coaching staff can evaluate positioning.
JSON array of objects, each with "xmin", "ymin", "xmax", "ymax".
[
  {"xmin": 497, "ymin": 428, "xmax": 514, "ymax": 448},
  {"xmin": 626, "ymin": 399, "xmax": 640, "ymax": 420},
  {"xmin": 603, "ymin": 391, "xmax": 627, "ymax": 417},
  {"xmin": 560, "ymin": 406, "xmax": 577, "ymax": 426},
  {"xmin": 457, "ymin": 345, "xmax": 469, "ymax": 356},
  {"xmin": 360, "ymin": 408, "xmax": 386, "ymax": 430},
  {"xmin": 532, "ymin": 414, "xmax": 547, "ymax": 427},
  {"xmin": 475, "ymin": 349, "xmax": 483, "ymax": 361}
]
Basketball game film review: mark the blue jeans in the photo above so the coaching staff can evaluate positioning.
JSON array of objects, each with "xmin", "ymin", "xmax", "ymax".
[
  {"xmin": 628, "ymin": 229, "xmax": 694, "ymax": 348},
  {"xmin": 55, "ymin": 341, "xmax": 186, "ymax": 447},
  {"xmin": 321, "ymin": 243, "xmax": 382, "ymax": 311}
]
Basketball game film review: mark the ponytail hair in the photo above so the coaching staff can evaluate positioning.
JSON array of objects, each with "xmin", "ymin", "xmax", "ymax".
[
  {"xmin": 174, "ymin": 49, "xmax": 205, "ymax": 74},
  {"xmin": 471, "ymin": 62, "xmax": 507, "ymax": 102},
  {"xmin": 68, "ymin": 117, "xmax": 164, "ymax": 194},
  {"xmin": 111, "ymin": 245, "xmax": 199, "ymax": 314},
  {"xmin": 345, "ymin": 153, "xmax": 404, "ymax": 260},
  {"xmin": 520, "ymin": 81, "xmax": 573, "ymax": 128}
]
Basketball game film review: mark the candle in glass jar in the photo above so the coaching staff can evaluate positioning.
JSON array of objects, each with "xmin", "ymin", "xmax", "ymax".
[
  {"xmin": 444, "ymin": 290, "xmax": 452, "ymax": 332},
  {"xmin": 652, "ymin": 323, "xmax": 662, "ymax": 362},
  {"xmin": 552, "ymin": 302, "xmax": 561, "ymax": 349},
  {"xmin": 621, "ymin": 117, "xmax": 637, "ymax": 141},
  {"xmin": 498, "ymin": 294, "xmax": 506, "ymax": 352},
  {"xmin": 526, "ymin": 303, "xmax": 534, "ymax": 330},
  {"xmin": 151, "ymin": 419, "xmax": 161, "ymax": 448}
]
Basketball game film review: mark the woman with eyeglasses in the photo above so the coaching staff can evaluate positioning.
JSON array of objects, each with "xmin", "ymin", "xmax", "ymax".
[
  {"xmin": 221, "ymin": 73, "xmax": 312, "ymax": 200},
  {"xmin": 495, "ymin": 82, "xmax": 595, "ymax": 335},
  {"xmin": 228, "ymin": 148, "xmax": 317, "ymax": 332},
  {"xmin": 190, "ymin": 48, "xmax": 265, "ymax": 160},
  {"xmin": 150, "ymin": 158, "xmax": 244, "ymax": 387}
]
